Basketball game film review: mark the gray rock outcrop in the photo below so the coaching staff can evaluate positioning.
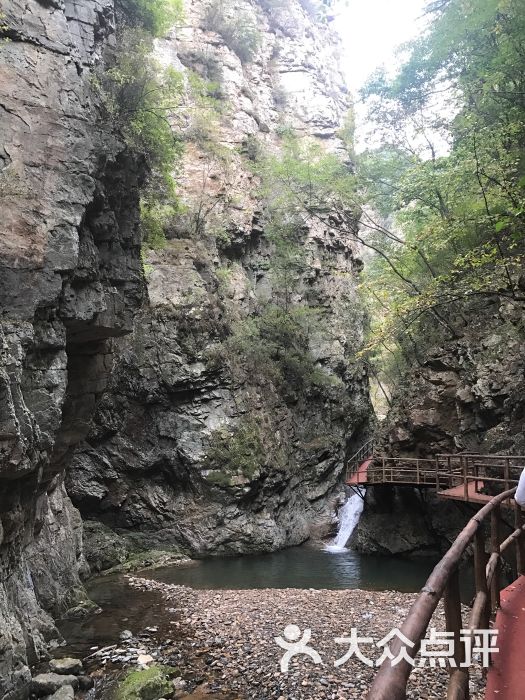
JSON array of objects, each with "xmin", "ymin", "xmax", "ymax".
[
  {"xmin": 0, "ymin": 1, "xmax": 144, "ymax": 696},
  {"xmin": 382, "ymin": 298, "xmax": 525, "ymax": 457},
  {"xmin": 355, "ymin": 298, "xmax": 525, "ymax": 556},
  {"xmin": 67, "ymin": 0, "xmax": 372, "ymax": 558}
]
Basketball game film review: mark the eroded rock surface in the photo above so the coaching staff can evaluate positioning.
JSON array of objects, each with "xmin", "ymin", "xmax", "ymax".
[
  {"xmin": 381, "ymin": 299, "xmax": 525, "ymax": 457},
  {"xmin": 67, "ymin": 0, "xmax": 371, "ymax": 558},
  {"xmin": 0, "ymin": 1, "xmax": 143, "ymax": 696},
  {"xmin": 356, "ymin": 298, "xmax": 525, "ymax": 556}
]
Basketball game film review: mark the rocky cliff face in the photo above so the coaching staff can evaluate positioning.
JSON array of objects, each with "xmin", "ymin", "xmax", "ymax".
[
  {"xmin": 0, "ymin": 1, "xmax": 144, "ymax": 696},
  {"xmin": 67, "ymin": 0, "xmax": 372, "ymax": 559},
  {"xmin": 354, "ymin": 297, "xmax": 525, "ymax": 556},
  {"xmin": 382, "ymin": 298, "xmax": 525, "ymax": 457},
  {"xmin": 0, "ymin": 1, "xmax": 371, "ymax": 693}
]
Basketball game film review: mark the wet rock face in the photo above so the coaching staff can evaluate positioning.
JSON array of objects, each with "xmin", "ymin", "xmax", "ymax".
[
  {"xmin": 351, "ymin": 486, "xmax": 471, "ymax": 557},
  {"xmin": 0, "ymin": 1, "xmax": 143, "ymax": 697},
  {"xmin": 382, "ymin": 299, "xmax": 525, "ymax": 458},
  {"xmin": 67, "ymin": 0, "xmax": 372, "ymax": 558}
]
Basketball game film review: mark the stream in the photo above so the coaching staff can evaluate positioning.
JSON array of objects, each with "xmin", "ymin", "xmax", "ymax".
[
  {"xmin": 58, "ymin": 489, "xmax": 440, "ymax": 658},
  {"xmin": 55, "ymin": 497, "xmax": 470, "ymax": 676},
  {"xmin": 57, "ymin": 545, "xmax": 440, "ymax": 658}
]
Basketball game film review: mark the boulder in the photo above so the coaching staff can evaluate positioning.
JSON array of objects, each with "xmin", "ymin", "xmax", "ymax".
[
  {"xmin": 114, "ymin": 665, "xmax": 172, "ymax": 700},
  {"xmin": 31, "ymin": 673, "xmax": 78, "ymax": 697},
  {"xmin": 49, "ymin": 658, "xmax": 83, "ymax": 676},
  {"xmin": 47, "ymin": 686, "xmax": 75, "ymax": 700}
]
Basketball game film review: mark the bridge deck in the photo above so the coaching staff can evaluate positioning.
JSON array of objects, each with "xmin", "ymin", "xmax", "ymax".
[
  {"xmin": 438, "ymin": 480, "xmax": 493, "ymax": 505},
  {"xmin": 486, "ymin": 576, "xmax": 525, "ymax": 699},
  {"xmin": 345, "ymin": 453, "xmax": 522, "ymax": 506},
  {"xmin": 346, "ymin": 458, "xmax": 372, "ymax": 485}
]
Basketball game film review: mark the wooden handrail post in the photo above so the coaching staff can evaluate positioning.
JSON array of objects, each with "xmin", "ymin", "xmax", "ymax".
[
  {"xmin": 474, "ymin": 528, "xmax": 490, "ymax": 631},
  {"xmin": 490, "ymin": 506, "xmax": 501, "ymax": 610},
  {"xmin": 504, "ymin": 457, "xmax": 510, "ymax": 495},
  {"xmin": 462, "ymin": 455, "xmax": 468, "ymax": 502},
  {"xmin": 515, "ymin": 506, "xmax": 525, "ymax": 576},
  {"xmin": 436, "ymin": 456, "xmax": 440, "ymax": 491},
  {"xmin": 444, "ymin": 568, "xmax": 466, "ymax": 691},
  {"xmin": 382, "ymin": 456, "xmax": 385, "ymax": 482}
]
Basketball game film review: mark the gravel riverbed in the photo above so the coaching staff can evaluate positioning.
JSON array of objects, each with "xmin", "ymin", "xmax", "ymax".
[{"xmin": 120, "ymin": 578, "xmax": 487, "ymax": 700}]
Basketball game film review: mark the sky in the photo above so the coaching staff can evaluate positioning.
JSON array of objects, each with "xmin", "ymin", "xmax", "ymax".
[
  {"xmin": 335, "ymin": 0, "xmax": 429, "ymax": 95},
  {"xmin": 333, "ymin": 0, "xmax": 430, "ymax": 150}
]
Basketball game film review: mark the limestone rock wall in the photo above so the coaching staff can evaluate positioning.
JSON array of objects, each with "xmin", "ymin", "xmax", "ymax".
[
  {"xmin": 0, "ymin": 1, "xmax": 144, "ymax": 696},
  {"xmin": 67, "ymin": 0, "xmax": 372, "ymax": 558}
]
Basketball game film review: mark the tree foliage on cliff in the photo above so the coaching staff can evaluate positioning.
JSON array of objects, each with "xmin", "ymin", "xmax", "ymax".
[
  {"xmin": 118, "ymin": 0, "xmax": 183, "ymax": 37},
  {"xmin": 358, "ymin": 0, "xmax": 525, "ymax": 387},
  {"xmin": 202, "ymin": 0, "xmax": 262, "ymax": 63},
  {"xmin": 97, "ymin": 28, "xmax": 184, "ymax": 176},
  {"xmin": 101, "ymin": 1, "xmax": 220, "ymax": 252}
]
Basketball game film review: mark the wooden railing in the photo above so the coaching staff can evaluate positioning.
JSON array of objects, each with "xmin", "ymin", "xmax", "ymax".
[
  {"xmin": 366, "ymin": 457, "xmax": 436, "ymax": 486},
  {"xmin": 436, "ymin": 453, "xmax": 524, "ymax": 499},
  {"xmin": 368, "ymin": 487, "xmax": 525, "ymax": 699},
  {"xmin": 346, "ymin": 453, "xmax": 525, "ymax": 498},
  {"xmin": 345, "ymin": 438, "xmax": 375, "ymax": 481},
  {"xmin": 347, "ymin": 455, "xmax": 438, "ymax": 486}
]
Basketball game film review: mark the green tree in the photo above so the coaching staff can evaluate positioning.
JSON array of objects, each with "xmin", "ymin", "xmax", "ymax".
[
  {"xmin": 355, "ymin": 0, "xmax": 525, "ymax": 389},
  {"xmin": 118, "ymin": 0, "xmax": 183, "ymax": 37}
]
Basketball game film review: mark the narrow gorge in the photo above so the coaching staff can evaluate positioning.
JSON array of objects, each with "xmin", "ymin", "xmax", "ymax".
[
  {"xmin": 67, "ymin": 0, "xmax": 372, "ymax": 561},
  {"xmin": 1, "ymin": 0, "xmax": 524, "ymax": 699}
]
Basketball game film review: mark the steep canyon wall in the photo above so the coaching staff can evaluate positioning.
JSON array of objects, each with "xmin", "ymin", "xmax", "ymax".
[
  {"xmin": 0, "ymin": 0, "xmax": 371, "ymax": 695},
  {"xmin": 67, "ymin": 0, "xmax": 372, "ymax": 560},
  {"xmin": 0, "ymin": 1, "xmax": 144, "ymax": 696}
]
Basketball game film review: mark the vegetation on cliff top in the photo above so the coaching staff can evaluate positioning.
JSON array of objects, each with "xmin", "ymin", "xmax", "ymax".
[
  {"xmin": 122, "ymin": 0, "xmax": 183, "ymax": 36},
  {"xmin": 358, "ymin": 0, "xmax": 525, "ymax": 396}
]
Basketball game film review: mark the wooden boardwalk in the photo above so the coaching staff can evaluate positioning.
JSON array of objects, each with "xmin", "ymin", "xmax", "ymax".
[
  {"xmin": 345, "ymin": 452, "xmax": 524, "ymax": 506},
  {"xmin": 438, "ymin": 480, "xmax": 493, "ymax": 505},
  {"xmin": 347, "ymin": 446, "xmax": 525, "ymax": 699},
  {"xmin": 346, "ymin": 457, "xmax": 372, "ymax": 485}
]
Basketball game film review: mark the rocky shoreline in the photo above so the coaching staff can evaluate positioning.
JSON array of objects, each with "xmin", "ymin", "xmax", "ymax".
[{"xmin": 73, "ymin": 577, "xmax": 487, "ymax": 700}]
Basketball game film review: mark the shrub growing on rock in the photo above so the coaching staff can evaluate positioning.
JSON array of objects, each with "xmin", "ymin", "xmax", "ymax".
[
  {"xmin": 119, "ymin": 0, "xmax": 183, "ymax": 37},
  {"xmin": 203, "ymin": 0, "xmax": 262, "ymax": 63},
  {"xmin": 205, "ymin": 419, "xmax": 266, "ymax": 481}
]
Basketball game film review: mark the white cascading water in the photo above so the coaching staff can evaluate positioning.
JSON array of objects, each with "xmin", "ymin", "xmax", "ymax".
[{"xmin": 325, "ymin": 489, "xmax": 365, "ymax": 552}]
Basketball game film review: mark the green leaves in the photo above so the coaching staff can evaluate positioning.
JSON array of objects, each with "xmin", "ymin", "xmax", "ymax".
[
  {"xmin": 357, "ymin": 0, "xmax": 525, "ymax": 383},
  {"xmin": 122, "ymin": 0, "xmax": 184, "ymax": 36},
  {"xmin": 202, "ymin": 0, "xmax": 262, "ymax": 64},
  {"xmin": 495, "ymin": 219, "xmax": 510, "ymax": 233}
]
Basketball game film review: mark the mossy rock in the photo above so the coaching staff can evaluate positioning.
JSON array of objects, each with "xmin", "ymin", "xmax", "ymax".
[
  {"xmin": 114, "ymin": 665, "xmax": 175, "ymax": 700},
  {"xmin": 105, "ymin": 549, "xmax": 188, "ymax": 575}
]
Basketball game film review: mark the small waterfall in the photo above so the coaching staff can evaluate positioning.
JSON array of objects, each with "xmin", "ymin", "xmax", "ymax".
[{"xmin": 325, "ymin": 490, "xmax": 364, "ymax": 552}]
